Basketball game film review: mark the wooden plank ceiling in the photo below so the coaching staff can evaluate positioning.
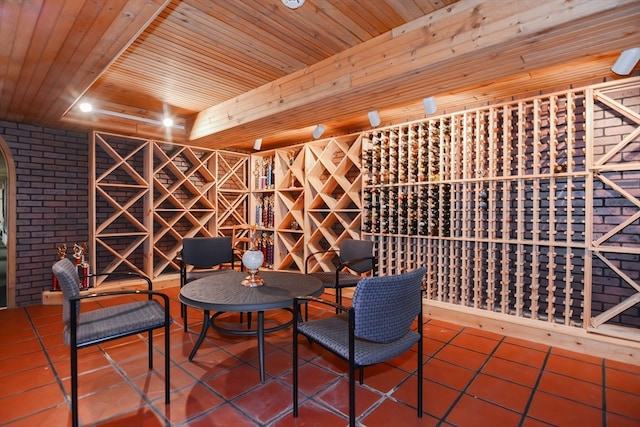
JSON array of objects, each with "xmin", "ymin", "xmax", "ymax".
[{"xmin": 1, "ymin": 0, "xmax": 639, "ymax": 151}]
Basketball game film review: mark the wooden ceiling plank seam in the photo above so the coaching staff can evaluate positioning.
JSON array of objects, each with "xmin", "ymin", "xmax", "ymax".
[
  {"xmin": 225, "ymin": 0, "xmax": 355, "ymax": 59},
  {"xmin": 388, "ymin": 0, "xmax": 440, "ymax": 20},
  {"xmin": 13, "ymin": 0, "xmax": 86, "ymax": 114},
  {"xmin": 303, "ymin": 1, "xmax": 373, "ymax": 45},
  {"xmin": 326, "ymin": 0, "xmax": 399, "ymax": 37},
  {"xmin": 166, "ymin": 1, "xmax": 320, "ymax": 68},
  {"xmin": 0, "ymin": 0, "xmax": 45, "ymax": 120},
  {"xmin": 29, "ymin": 0, "xmax": 119, "ymax": 119},
  {"xmin": 200, "ymin": 0, "xmax": 350, "ymax": 62},
  {"xmin": 120, "ymin": 30, "xmax": 281, "ymax": 86}
]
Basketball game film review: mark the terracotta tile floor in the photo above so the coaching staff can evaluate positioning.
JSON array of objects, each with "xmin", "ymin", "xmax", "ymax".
[{"xmin": 1, "ymin": 286, "xmax": 639, "ymax": 426}]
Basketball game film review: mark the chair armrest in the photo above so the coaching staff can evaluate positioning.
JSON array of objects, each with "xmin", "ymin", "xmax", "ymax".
[
  {"xmin": 68, "ymin": 289, "xmax": 171, "ymax": 334},
  {"xmin": 70, "ymin": 289, "xmax": 168, "ymax": 303},
  {"xmin": 338, "ymin": 255, "xmax": 377, "ymax": 273},
  {"xmin": 293, "ymin": 295, "xmax": 350, "ymax": 313},
  {"xmin": 304, "ymin": 249, "xmax": 339, "ymax": 273}
]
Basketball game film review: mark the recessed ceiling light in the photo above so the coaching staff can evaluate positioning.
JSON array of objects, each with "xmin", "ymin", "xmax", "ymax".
[
  {"xmin": 282, "ymin": 0, "xmax": 305, "ymax": 9},
  {"xmin": 79, "ymin": 102, "xmax": 92, "ymax": 112},
  {"xmin": 162, "ymin": 117, "xmax": 174, "ymax": 127}
]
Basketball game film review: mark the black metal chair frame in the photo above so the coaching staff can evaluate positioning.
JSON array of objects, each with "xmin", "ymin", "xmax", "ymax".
[
  {"xmin": 53, "ymin": 261, "xmax": 171, "ymax": 427},
  {"xmin": 305, "ymin": 239, "xmax": 377, "ymax": 309},
  {"xmin": 179, "ymin": 236, "xmax": 234, "ymax": 331},
  {"xmin": 293, "ymin": 268, "xmax": 425, "ymax": 426}
]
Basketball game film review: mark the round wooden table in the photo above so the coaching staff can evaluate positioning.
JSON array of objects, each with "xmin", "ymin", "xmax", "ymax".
[{"xmin": 179, "ymin": 270, "xmax": 323, "ymax": 382}]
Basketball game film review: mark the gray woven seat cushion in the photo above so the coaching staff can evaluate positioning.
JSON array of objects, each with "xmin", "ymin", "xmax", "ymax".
[
  {"xmin": 63, "ymin": 300, "xmax": 167, "ymax": 346},
  {"xmin": 309, "ymin": 271, "xmax": 361, "ymax": 288},
  {"xmin": 297, "ymin": 314, "xmax": 420, "ymax": 366}
]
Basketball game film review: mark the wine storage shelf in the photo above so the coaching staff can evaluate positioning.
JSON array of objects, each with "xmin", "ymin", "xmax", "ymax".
[
  {"xmin": 91, "ymin": 133, "xmax": 249, "ymax": 285},
  {"xmin": 248, "ymin": 135, "xmax": 363, "ymax": 272},
  {"xmin": 362, "ymin": 78, "xmax": 640, "ymax": 342}
]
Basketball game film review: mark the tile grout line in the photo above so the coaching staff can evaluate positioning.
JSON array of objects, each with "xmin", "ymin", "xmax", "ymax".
[
  {"xmin": 23, "ymin": 307, "xmax": 71, "ymax": 418},
  {"xmin": 435, "ymin": 326, "xmax": 508, "ymax": 427},
  {"xmin": 517, "ymin": 346, "xmax": 552, "ymax": 427}
]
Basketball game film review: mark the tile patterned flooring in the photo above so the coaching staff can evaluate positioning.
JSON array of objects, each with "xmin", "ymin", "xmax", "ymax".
[{"xmin": 1, "ymin": 286, "xmax": 639, "ymax": 426}]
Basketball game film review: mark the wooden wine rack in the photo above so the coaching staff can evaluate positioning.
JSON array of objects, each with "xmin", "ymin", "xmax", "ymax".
[
  {"xmin": 304, "ymin": 136, "xmax": 363, "ymax": 273},
  {"xmin": 363, "ymin": 78, "xmax": 640, "ymax": 345},
  {"xmin": 246, "ymin": 135, "xmax": 363, "ymax": 272},
  {"xmin": 90, "ymin": 132, "xmax": 248, "ymax": 284}
]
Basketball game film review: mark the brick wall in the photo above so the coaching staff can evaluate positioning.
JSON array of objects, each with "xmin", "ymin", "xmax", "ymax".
[{"xmin": 0, "ymin": 121, "xmax": 88, "ymax": 306}]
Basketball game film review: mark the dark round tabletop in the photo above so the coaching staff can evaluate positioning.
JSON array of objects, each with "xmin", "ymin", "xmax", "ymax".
[{"xmin": 179, "ymin": 270, "xmax": 324, "ymax": 312}]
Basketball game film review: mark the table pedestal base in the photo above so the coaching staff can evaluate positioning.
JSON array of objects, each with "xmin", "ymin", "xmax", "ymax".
[{"xmin": 188, "ymin": 308, "xmax": 294, "ymax": 382}]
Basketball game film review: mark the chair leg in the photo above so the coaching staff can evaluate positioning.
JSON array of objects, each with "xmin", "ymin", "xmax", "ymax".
[
  {"xmin": 183, "ymin": 306, "xmax": 188, "ymax": 332},
  {"xmin": 417, "ymin": 335, "xmax": 423, "ymax": 416},
  {"xmin": 349, "ymin": 359, "xmax": 356, "ymax": 427},
  {"xmin": 164, "ymin": 320, "xmax": 171, "ymax": 404},
  {"xmin": 71, "ymin": 344, "xmax": 79, "ymax": 427},
  {"xmin": 149, "ymin": 330, "xmax": 155, "ymax": 369},
  {"xmin": 292, "ymin": 313, "xmax": 299, "ymax": 417}
]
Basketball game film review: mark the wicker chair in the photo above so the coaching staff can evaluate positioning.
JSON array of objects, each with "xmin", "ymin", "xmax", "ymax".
[
  {"xmin": 179, "ymin": 236, "xmax": 234, "ymax": 331},
  {"xmin": 293, "ymin": 267, "xmax": 426, "ymax": 427},
  {"xmin": 52, "ymin": 258, "xmax": 171, "ymax": 427},
  {"xmin": 305, "ymin": 239, "xmax": 377, "ymax": 310}
]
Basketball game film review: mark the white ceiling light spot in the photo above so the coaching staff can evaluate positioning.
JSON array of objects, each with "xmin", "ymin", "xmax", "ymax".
[{"xmin": 282, "ymin": 0, "xmax": 305, "ymax": 9}]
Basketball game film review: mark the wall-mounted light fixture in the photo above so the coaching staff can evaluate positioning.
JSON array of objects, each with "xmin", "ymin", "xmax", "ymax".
[
  {"xmin": 611, "ymin": 47, "xmax": 640, "ymax": 75},
  {"xmin": 253, "ymin": 138, "xmax": 263, "ymax": 150},
  {"xmin": 312, "ymin": 124, "xmax": 325, "ymax": 139},
  {"xmin": 422, "ymin": 96, "xmax": 437, "ymax": 115},
  {"xmin": 368, "ymin": 111, "xmax": 381, "ymax": 127}
]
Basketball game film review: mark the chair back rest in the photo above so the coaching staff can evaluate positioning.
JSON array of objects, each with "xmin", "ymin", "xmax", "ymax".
[
  {"xmin": 340, "ymin": 239, "xmax": 374, "ymax": 273},
  {"xmin": 352, "ymin": 267, "xmax": 426, "ymax": 343},
  {"xmin": 52, "ymin": 258, "xmax": 81, "ymax": 325},
  {"xmin": 182, "ymin": 236, "xmax": 233, "ymax": 268}
]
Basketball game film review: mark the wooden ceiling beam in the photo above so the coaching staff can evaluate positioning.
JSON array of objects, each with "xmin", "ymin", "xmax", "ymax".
[{"xmin": 189, "ymin": 0, "xmax": 639, "ymax": 143}]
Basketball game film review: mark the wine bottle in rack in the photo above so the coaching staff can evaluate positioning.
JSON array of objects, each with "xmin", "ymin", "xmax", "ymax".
[
  {"xmin": 388, "ymin": 188, "xmax": 397, "ymax": 235},
  {"xmin": 379, "ymin": 188, "xmax": 389, "ymax": 234},
  {"xmin": 442, "ymin": 183, "xmax": 452, "ymax": 237},
  {"xmin": 409, "ymin": 190, "xmax": 418, "ymax": 235}
]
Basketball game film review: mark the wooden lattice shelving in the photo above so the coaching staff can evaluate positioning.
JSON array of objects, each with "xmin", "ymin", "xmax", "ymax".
[
  {"xmin": 216, "ymin": 150, "xmax": 250, "ymax": 236},
  {"xmin": 91, "ymin": 133, "xmax": 248, "ymax": 282},
  {"xmin": 274, "ymin": 147, "xmax": 305, "ymax": 270},
  {"xmin": 304, "ymin": 135, "xmax": 363, "ymax": 273},
  {"xmin": 362, "ymin": 79, "xmax": 640, "ymax": 343}
]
